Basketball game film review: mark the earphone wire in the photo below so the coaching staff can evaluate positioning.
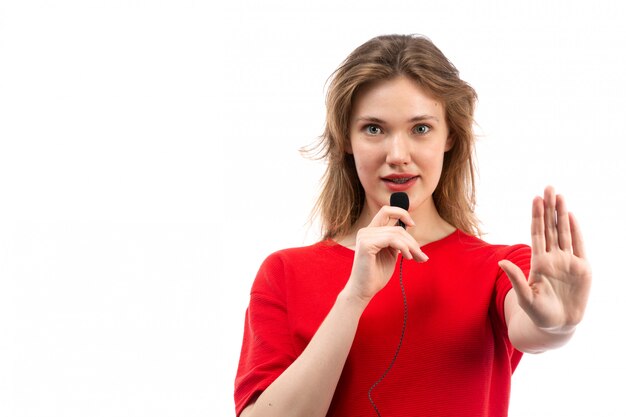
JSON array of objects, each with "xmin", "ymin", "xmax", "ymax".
[{"xmin": 368, "ymin": 255, "xmax": 408, "ymax": 417}]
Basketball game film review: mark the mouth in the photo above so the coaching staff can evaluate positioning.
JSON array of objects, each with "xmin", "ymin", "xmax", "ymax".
[{"xmin": 382, "ymin": 175, "xmax": 419, "ymax": 184}]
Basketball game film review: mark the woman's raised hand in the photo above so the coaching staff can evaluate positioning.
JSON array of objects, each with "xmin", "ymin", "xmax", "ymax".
[
  {"xmin": 343, "ymin": 206, "xmax": 429, "ymax": 304},
  {"xmin": 499, "ymin": 187, "xmax": 592, "ymax": 332}
]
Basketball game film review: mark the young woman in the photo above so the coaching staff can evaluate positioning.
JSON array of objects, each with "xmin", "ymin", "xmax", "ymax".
[{"xmin": 234, "ymin": 34, "xmax": 591, "ymax": 417}]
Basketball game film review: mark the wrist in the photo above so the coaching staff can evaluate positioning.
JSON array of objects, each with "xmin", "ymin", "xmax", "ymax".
[{"xmin": 337, "ymin": 286, "xmax": 370, "ymax": 313}]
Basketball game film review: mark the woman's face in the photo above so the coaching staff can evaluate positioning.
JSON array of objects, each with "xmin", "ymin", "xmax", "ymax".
[{"xmin": 348, "ymin": 76, "xmax": 451, "ymax": 217}]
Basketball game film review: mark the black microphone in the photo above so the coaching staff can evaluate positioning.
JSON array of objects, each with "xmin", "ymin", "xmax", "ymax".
[
  {"xmin": 369, "ymin": 191, "xmax": 411, "ymax": 416},
  {"xmin": 390, "ymin": 192, "xmax": 409, "ymax": 229}
]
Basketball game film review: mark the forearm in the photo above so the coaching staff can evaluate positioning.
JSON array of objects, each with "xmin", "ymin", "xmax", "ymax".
[
  {"xmin": 507, "ymin": 304, "xmax": 575, "ymax": 354},
  {"xmin": 242, "ymin": 289, "xmax": 368, "ymax": 417}
]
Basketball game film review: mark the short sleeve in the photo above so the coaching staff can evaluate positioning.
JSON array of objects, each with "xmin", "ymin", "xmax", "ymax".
[
  {"xmin": 234, "ymin": 253, "xmax": 296, "ymax": 415},
  {"xmin": 491, "ymin": 244, "xmax": 531, "ymax": 369}
]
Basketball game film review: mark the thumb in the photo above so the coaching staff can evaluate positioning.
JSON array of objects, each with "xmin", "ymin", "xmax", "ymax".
[{"xmin": 498, "ymin": 260, "xmax": 532, "ymax": 306}]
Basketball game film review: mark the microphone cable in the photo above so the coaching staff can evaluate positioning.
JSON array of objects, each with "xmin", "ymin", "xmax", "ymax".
[{"xmin": 367, "ymin": 255, "xmax": 408, "ymax": 417}]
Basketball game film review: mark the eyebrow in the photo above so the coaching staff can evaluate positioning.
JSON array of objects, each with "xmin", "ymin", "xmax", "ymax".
[{"xmin": 354, "ymin": 115, "xmax": 440, "ymax": 124}]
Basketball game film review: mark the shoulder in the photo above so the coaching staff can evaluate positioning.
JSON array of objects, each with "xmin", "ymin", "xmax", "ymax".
[
  {"xmin": 442, "ymin": 231, "xmax": 531, "ymax": 292},
  {"xmin": 446, "ymin": 230, "xmax": 531, "ymax": 263},
  {"xmin": 262, "ymin": 239, "xmax": 351, "ymax": 267},
  {"xmin": 252, "ymin": 240, "xmax": 351, "ymax": 291}
]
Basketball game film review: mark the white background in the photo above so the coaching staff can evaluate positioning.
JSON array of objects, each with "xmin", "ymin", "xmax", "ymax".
[{"xmin": 1, "ymin": 0, "xmax": 624, "ymax": 416}]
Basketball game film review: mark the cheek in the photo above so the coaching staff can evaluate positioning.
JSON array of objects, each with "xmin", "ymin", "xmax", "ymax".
[
  {"xmin": 415, "ymin": 145, "xmax": 447, "ymax": 187},
  {"xmin": 417, "ymin": 145, "xmax": 446, "ymax": 168},
  {"xmin": 351, "ymin": 144, "xmax": 380, "ymax": 175},
  {"xmin": 353, "ymin": 157, "xmax": 375, "ymax": 186}
]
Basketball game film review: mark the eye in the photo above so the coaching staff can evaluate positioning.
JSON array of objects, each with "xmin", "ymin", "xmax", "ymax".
[
  {"xmin": 413, "ymin": 124, "xmax": 430, "ymax": 134},
  {"xmin": 364, "ymin": 124, "xmax": 382, "ymax": 135}
]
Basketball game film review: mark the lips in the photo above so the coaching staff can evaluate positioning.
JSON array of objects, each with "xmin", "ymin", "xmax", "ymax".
[
  {"xmin": 382, "ymin": 174, "xmax": 419, "ymax": 184},
  {"xmin": 381, "ymin": 174, "xmax": 419, "ymax": 191},
  {"xmin": 385, "ymin": 177, "xmax": 417, "ymax": 184}
]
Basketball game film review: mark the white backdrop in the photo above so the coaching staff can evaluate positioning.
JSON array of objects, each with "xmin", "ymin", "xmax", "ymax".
[{"xmin": 1, "ymin": 1, "xmax": 625, "ymax": 416}]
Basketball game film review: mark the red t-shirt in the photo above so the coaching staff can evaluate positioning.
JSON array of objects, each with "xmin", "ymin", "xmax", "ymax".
[{"xmin": 235, "ymin": 230, "xmax": 531, "ymax": 416}]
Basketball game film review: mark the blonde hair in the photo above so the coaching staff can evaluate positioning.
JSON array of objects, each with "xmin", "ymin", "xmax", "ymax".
[{"xmin": 306, "ymin": 34, "xmax": 480, "ymax": 239}]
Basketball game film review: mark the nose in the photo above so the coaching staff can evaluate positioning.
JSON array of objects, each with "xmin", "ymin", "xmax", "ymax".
[{"xmin": 386, "ymin": 134, "xmax": 411, "ymax": 166}]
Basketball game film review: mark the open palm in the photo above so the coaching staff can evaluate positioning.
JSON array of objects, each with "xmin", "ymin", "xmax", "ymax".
[{"xmin": 500, "ymin": 187, "xmax": 592, "ymax": 331}]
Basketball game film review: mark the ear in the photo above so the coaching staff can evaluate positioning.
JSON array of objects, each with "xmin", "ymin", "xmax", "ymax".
[
  {"xmin": 345, "ymin": 139, "xmax": 353, "ymax": 155},
  {"xmin": 444, "ymin": 135, "xmax": 454, "ymax": 152}
]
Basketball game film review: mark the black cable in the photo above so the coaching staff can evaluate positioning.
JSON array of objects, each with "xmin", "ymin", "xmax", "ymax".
[{"xmin": 368, "ymin": 256, "xmax": 408, "ymax": 417}]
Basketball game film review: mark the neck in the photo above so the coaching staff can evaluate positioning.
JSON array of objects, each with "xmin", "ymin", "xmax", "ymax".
[{"xmin": 336, "ymin": 197, "xmax": 456, "ymax": 249}]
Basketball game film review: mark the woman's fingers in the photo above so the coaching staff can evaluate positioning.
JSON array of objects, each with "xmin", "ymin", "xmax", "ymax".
[
  {"xmin": 357, "ymin": 224, "xmax": 427, "ymax": 262},
  {"xmin": 379, "ymin": 227, "xmax": 428, "ymax": 262},
  {"xmin": 569, "ymin": 212, "xmax": 587, "ymax": 259},
  {"xmin": 498, "ymin": 260, "xmax": 533, "ymax": 306},
  {"xmin": 369, "ymin": 205, "xmax": 415, "ymax": 228},
  {"xmin": 543, "ymin": 186, "xmax": 558, "ymax": 251},
  {"xmin": 535, "ymin": 187, "xmax": 576, "ymax": 254},
  {"xmin": 531, "ymin": 196, "xmax": 546, "ymax": 254},
  {"xmin": 357, "ymin": 205, "xmax": 428, "ymax": 261},
  {"xmin": 555, "ymin": 194, "xmax": 572, "ymax": 252}
]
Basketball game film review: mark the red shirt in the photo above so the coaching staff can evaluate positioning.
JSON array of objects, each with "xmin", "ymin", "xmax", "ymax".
[{"xmin": 235, "ymin": 230, "xmax": 531, "ymax": 416}]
